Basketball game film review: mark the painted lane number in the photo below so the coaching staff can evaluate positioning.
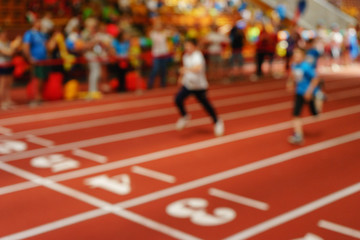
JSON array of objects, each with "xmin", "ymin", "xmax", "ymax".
[{"xmin": 166, "ymin": 198, "xmax": 236, "ymax": 226}]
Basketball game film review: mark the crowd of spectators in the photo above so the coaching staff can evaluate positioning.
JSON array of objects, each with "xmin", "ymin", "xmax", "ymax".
[{"xmin": 0, "ymin": 1, "xmax": 359, "ymax": 110}]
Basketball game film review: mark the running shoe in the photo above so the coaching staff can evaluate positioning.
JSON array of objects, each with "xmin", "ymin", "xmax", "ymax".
[
  {"xmin": 288, "ymin": 133, "xmax": 304, "ymax": 145},
  {"xmin": 214, "ymin": 119, "xmax": 225, "ymax": 137},
  {"xmin": 176, "ymin": 115, "xmax": 191, "ymax": 131}
]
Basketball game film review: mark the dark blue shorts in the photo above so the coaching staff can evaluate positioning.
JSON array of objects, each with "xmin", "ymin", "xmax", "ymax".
[{"xmin": 0, "ymin": 66, "xmax": 14, "ymax": 75}]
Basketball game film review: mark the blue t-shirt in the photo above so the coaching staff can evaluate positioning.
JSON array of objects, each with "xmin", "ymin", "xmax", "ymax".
[
  {"xmin": 292, "ymin": 62, "xmax": 319, "ymax": 96},
  {"xmin": 112, "ymin": 40, "xmax": 130, "ymax": 57},
  {"xmin": 23, "ymin": 30, "xmax": 47, "ymax": 61},
  {"xmin": 305, "ymin": 48, "xmax": 320, "ymax": 69}
]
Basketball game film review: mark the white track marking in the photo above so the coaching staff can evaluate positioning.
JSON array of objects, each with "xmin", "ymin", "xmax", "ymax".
[
  {"xmin": 0, "ymin": 181, "xmax": 38, "ymax": 195},
  {"xmin": 114, "ymin": 209, "xmax": 200, "ymax": 240},
  {"xmin": 45, "ymin": 105, "xmax": 360, "ymax": 182},
  {"xmin": 1, "ymin": 132, "xmax": 359, "ymax": 239},
  {"xmin": 0, "ymin": 78, "xmax": 356, "ymax": 141},
  {"xmin": 72, "ymin": 149, "xmax": 107, "ymax": 164},
  {"xmin": 132, "ymin": 166, "xmax": 176, "ymax": 183},
  {"xmin": 318, "ymin": 220, "xmax": 360, "ymax": 239},
  {"xmin": 0, "ymin": 76, "xmax": 353, "ymax": 129},
  {"xmin": 0, "ymin": 80, "xmax": 287, "ymax": 127},
  {"xmin": 0, "ymin": 89, "xmax": 290, "ymax": 141},
  {"xmin": 0, "ymin": 126, "xmax": 12, "ymax": 136},
  {"xmin": 26, "ymin": 135, "xmax": 54, "ymax": 147},
  {"xmin": 1, "ymin": 104, "xmax": 359, "ymax": 197},
  {"xmin": 2, "ymin": 96, "xmax": 360, "ymax": 165},
  {"xmin": 0, "ymin": 209, "xmax": 105, "ymax": 240},
  {"xmin": 225, "ymin": 183, "xmax": 360, "ymax": 240},
  {"xmin": 116, "ymin": 131, "xmax": 360, "ymax": 209},
  {"xmin": 0, "ymin": 162, "xmax": 200, "ymax": 240},
  {"xmin": 208, "ymin": 188, "xmax": 269, "ymax": 211}
]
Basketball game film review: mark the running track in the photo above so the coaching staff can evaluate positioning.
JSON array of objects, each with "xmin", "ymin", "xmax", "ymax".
[{"xmin": 0, "ymin": 69, "xmax": 360, "ymax": 240}]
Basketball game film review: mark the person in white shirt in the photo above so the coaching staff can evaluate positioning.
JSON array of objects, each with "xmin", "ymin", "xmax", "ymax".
[
  {"xmin": 205, "ymin": 25, "xmax": 229, "ymax": 81},
  {"xmin": 175, "ymin": 38, "xmax": 224, "ymax": 137},
  {"xmin": 148, "ymin": 22, "xmax": 171, "ymax": 89}
]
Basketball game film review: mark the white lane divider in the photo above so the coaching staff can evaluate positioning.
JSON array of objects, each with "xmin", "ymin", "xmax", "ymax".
[
  {"xmin": 72, "ymin": 149, "xmax": 107, "ymax": 164},
  {"xmin": 0, "ymin": 126, "xmax": 12, "ymax": 136},
  {"xmin": 26, "ymin": 135, "xmax": 54, "ymax": 148},
  {"xmin": 208, "ymin": 188, "xmax": 269, "ymax": 211},
  {"xmin": 132, "ymin": 166, "xmax": 176, "ymax": 184},
  {"xmin": 224, "ymin": 182, "xmax": 360, "ymax": 240},
  {"xmin": 318, "ymin": 220, "xmax": 360, "ymax": 239}
]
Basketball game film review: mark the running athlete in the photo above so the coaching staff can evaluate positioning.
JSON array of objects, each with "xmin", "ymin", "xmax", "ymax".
[
  {"xmin": 287, "ymin": 47, "xmax": 321, "ymax": 145},
  {"xmin": 174, "ymin": 38, "xmax": 224, "ymax": 137}
]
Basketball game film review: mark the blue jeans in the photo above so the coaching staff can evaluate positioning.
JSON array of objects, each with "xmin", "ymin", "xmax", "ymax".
[{"xmin": 148, "ymin": 57, "xmax": 168, "ymax": 89}]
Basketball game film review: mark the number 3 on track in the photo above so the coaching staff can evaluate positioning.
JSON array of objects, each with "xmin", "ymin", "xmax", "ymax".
[{"xmin": 166, "ymin": 198, "xmax": 236, "ymax": 226}]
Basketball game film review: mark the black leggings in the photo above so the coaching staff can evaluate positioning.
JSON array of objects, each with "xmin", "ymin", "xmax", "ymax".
[
  {"xmin": 175, "ymin": 86, "xmax": 218, "ymax": 123},
  {"xmin": 293, "ymin": 94, "xmax": 318, "ymax": 117}
]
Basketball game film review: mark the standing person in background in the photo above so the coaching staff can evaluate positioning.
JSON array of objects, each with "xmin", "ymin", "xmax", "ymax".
[
  {"xmin": 0, "ymin": 28, "xmax": 21, "ymax": 110},
  {"xmin": 329, "ymin": 24, "xmax": 344, "ymax": 72},
  {"xmin": 112, "ymin": 32, "xmax": 130, "ymax": 92},
  {"xmin": 174, "ymin": 38, "xmax": 224, "ymax": 137},
  {"xmin": 82, "ymin": 18, "xmax": 102, "ymax": 99},
  {"xmin": 148, "ymin": 22, "xmax": 171, "ymax": 89},
  {"xmin": 252, "ymin": 23, "xmax": 277, "ymax": 81},
  {"xmin": 229, "ymin": 24, "xmax": 246, "ymax": 80},
  {"xmin": 23, "ymin": 19, "xmax": 49, "ymax": 106},
  {"xmin": 285, "ymin": 26, "xmax": 301, "ymax": 75},
  {"xmin": 205, "ymin": 25, "xmax": 229, "ymax": 82}
]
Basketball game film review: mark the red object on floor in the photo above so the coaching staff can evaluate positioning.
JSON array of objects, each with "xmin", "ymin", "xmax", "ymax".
[
  {"xmin": 26, "ymin": 78, "xmax": 39, "ymax": 100},
  {"xmin": 126, "ymin": 71, "xmax": 146, "ymax": 91},
  {"xmin": 109, "ymin": 78, "xmax": 119, "ymax": 91},
  {"xmin": 43, "ymin": 72, "xmax": 64, "ymax": 101}
]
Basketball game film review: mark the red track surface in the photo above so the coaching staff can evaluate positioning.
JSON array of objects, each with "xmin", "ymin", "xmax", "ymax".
[{"xmin": 0, "ymin": 69, "xmax": 360, "ymax": 240}]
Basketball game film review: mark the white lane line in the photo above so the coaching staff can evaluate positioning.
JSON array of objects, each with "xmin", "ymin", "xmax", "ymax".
[
  {"xmin": 0, "ymin": 78, "xmax": 355, "ymax": 141},
  {"xmin": 0, "ymin": 209, "xmax": 105, "ymax": 240},
  {"xmin": 318, "ymin": 220, "xmax": 360, "ymax": 239},
  {"xmin": 0, "ymin": 79, "xmax": 286, "ymax": 127},
  {"xmin": 0, "ymin": 89, "xmax": 290, "ymax": 141},
  {"xmin": 116, "ymin": 131, "xmax": 360, "ymax": 209},
  {"xmin": 2, "ymin": 91, "xmax": 360, "ymax": 165},
  {"xmin": 114, "ymin": 209, "xmax": 200, "ymax": 240},
  {"xmin": 72, "ymin": 149, "xmax": 107, "ymax": 164},
  {"xmin": 208, "ymin": 188, "xmax": 269, "ymax": 211},
  {"xmin": 131, "ymin": 166, "xmax": 176, "ymax": 184},
  {"xmin": 0, "ymin": 126, "xmax": 12, "ymax": 136},
  {"xmin": 224, "ymin": 182, "xmax": 360, "ymax": 240},
  {"xmin": 1, "ymin": 103, "xmax": 359, "ymax": 197},
  {"xmin": 26, "ymin": 135, "xmax": 54, "ymax": 147},
  {"xmin": 0, "ymin": 76, "xmax": 352, "ymax": 129},
  {"xmin": 0, "ymin": 181, "xmax": 38, "ymax": 195},
  {"xmin": 46, "ymin": 105, "xmax": 360, "ymax": 183},
  {"xmin": 1, "ymin": 131, "xmax": 359, "ymax": 240},
  {"xmin": 0, "ymin": 162, "xmax": 200, "ymax": 240}
]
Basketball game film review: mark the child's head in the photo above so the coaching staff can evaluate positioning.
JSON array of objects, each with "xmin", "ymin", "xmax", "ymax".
[
  {"xmin": 293, "ymin": 47, "xmax": 306, "ymax": 64},
  {"xmin": 184, "ymin": 38, "xmax": 198, "ymax": 54}
]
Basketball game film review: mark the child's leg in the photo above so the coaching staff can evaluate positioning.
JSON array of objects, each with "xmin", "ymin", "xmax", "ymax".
[
  {"xmin": 0, "ymin": 75, "xmax": 5, "ymax": 105},
  {"xmin": 174, "ymin": 86, "xmax": 191, "ymax": 117},
  {"xmin": 293, "ymin": 117, "xmax": 304, "ymax": 137},
  {"xmin": 193, "ymin": 90, "xmax": 218, "ymax": 124},
  {"xmin": 289, "ymin": 94, "xmax": 305, "ymax": 144},
  {"xmin": 4, "ymin": 75, "xmax": 13, "ymax": 103}
]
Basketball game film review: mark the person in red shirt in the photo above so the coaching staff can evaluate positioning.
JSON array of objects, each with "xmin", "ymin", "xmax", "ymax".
[{"xmin": 253, "ymin": 24, "xmax": 278, "ymax": 81}]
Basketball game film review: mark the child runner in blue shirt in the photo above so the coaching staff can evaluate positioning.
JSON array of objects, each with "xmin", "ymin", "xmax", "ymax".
[{"xmin": 287, "ymin": 47, "xmax": 321, "ymax": 145}]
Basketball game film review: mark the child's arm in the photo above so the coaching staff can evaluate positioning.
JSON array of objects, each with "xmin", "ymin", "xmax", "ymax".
[{"xmin": 304, "ymin": 77, "xmax": 320, "ymax": 100}]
